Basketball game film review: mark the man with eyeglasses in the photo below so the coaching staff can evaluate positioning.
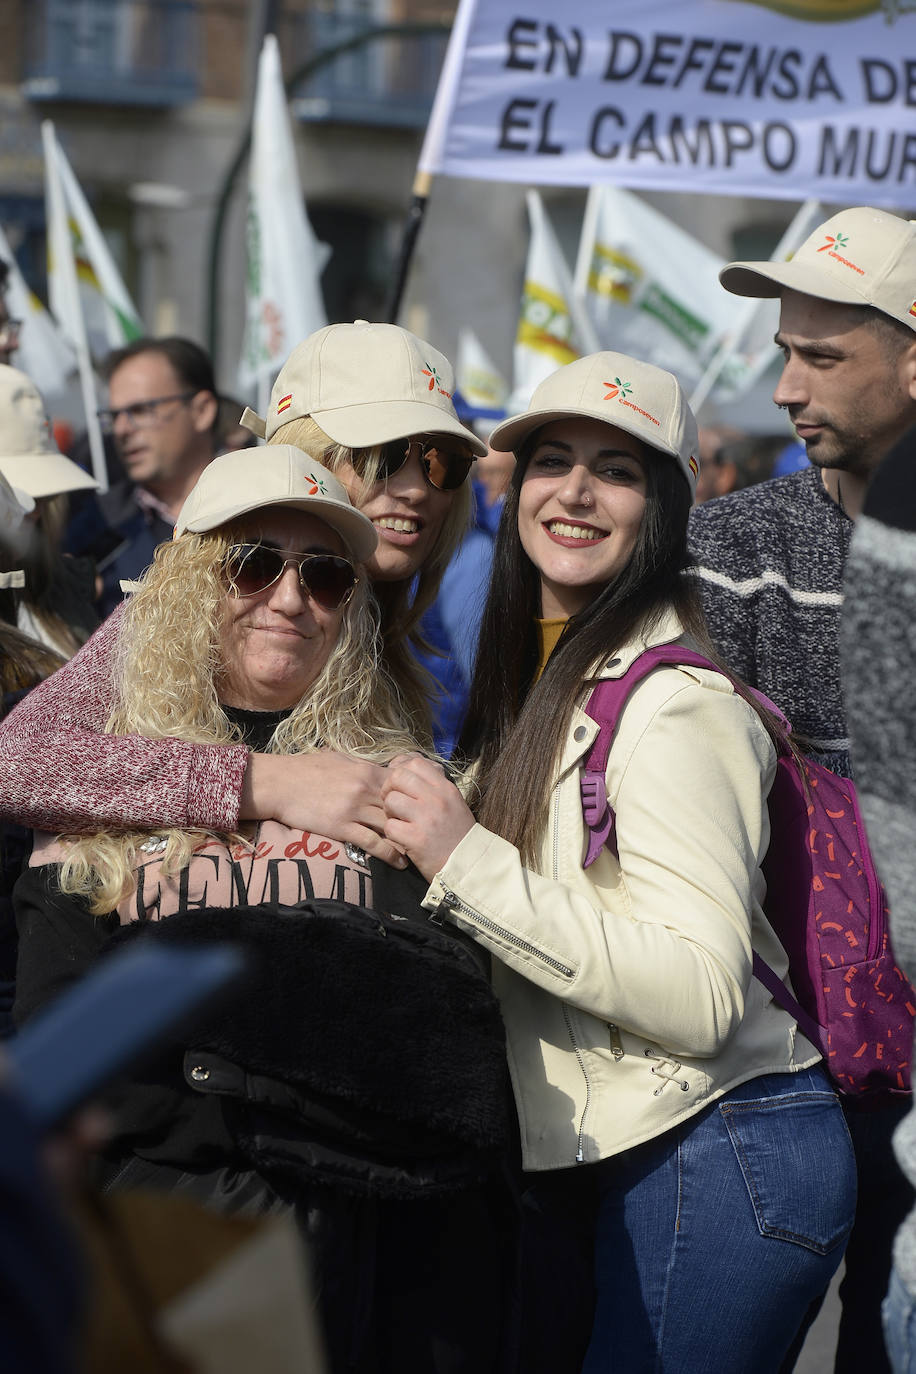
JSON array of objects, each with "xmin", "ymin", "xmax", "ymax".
[{"xmin": 95, "ymin": 336, "xmax": 219, "ymax": 612}]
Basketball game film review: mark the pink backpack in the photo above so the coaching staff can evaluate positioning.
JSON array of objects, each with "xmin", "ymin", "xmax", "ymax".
[{"xmin": 580, "ymin": 645, "xmax": 914, "ymax": 1101}]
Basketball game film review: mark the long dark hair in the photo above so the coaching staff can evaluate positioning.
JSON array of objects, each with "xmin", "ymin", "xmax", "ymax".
[{"xmin": 457, "ymin": 435, "xmax": 784, "ymax": 864}]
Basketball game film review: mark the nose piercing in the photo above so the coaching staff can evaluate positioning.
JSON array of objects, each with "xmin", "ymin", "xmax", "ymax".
[{"xmin": 582, "ymin": 491, "xmax": 593, "ymax": 508}]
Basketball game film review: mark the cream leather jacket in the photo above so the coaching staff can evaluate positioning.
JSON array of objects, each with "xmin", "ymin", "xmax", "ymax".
[{"xmin": 423, "ymin": 610, "xmax": 819, "ymax": 1172}]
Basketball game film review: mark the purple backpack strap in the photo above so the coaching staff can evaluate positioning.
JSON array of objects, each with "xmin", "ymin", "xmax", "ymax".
[
  {"xmin": 752, "ymin": 952, "xmax": 824, "ymax": 1051},
  {"xmin": 581, "ymin": 645, "xmax": 822, "ymax": 1045},
  {"xmin": 581, "ymin": 646, "xmax": 719, "ymax": 867}
]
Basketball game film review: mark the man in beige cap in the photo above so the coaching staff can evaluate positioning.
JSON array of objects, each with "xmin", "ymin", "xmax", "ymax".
[{"xmin": 688, "ymin": 205, "xmax": 916, "ymax": 1373}]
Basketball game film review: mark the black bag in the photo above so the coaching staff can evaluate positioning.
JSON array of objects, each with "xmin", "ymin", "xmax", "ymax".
[{"xmin": 112, "ymin": 866, "xmax": 510, "ymax": 1198}]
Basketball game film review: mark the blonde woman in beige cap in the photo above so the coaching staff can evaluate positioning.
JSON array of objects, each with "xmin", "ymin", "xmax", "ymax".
[
  {"xmin": 381, "ymin": 351, "xmax": 856, "ymax": 1373},
  {"xmin": 242, "ymin": 320, "xmax": 486, "ymax": 736},
  {"xmin": 14, "ymin": 446, "xmax": 513, "ymax": 1372},
  {"xmin": 0, "ymin": 364, "xmax": 100, "ymax": 657},
  {"xmin": 0, "ymin": 323, "xmax": 483, "ymax": 867}
]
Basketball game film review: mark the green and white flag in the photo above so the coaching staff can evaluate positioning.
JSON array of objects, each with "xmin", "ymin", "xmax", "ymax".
[
  {"xmin": 43, "ymin": 121, "xmax": 143, "ymax": 363},
  {"xmin": 455, "ymin": 327, "xmax": 508, "ymax": 419},
  {"xmin": 43, "ymin": 120, "xmax": 142, "ymax": 488},
  {"xmin": 239, "ymin": 34, "xmax": 329, "ymax": 407},
  {"xmin": 509, "ymin": 190, "xmax": 599, "ymax": 413},
  {"xmin": 688, "ymin": 196, "xmax": 824, "ymax": 410},
  {"xmin": 0, "ymin": 222, "xmax": 76, "ymax": 399},
  {"xmin": 573, "ymin": 184, "xmax": 735, "ymax": 393}
]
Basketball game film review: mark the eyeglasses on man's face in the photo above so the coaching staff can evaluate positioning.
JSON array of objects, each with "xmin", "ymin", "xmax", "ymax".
[{"xmin": 97, "ymin": 392, "xmax": 196, "ymax": 434}]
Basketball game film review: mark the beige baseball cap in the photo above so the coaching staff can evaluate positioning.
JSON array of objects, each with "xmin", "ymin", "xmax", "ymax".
[
  {"xmin": 720, "ymin": 207, "xmax": 916, "ymax": 333},
  {"xmin": 174, "ymin": 446, "xmax": 378, "ymax": 563},
  {"xmin": 488, "ymin": 352, "xmax": 700, "ymax": 497},
  {"xmin": 240, "ymin": 320, "xmax": 487, "ymax": 456},
  {"xmin": 0, "ymin": 469, "xmax": 31, "ymax": 588},
  {"xmin": 0, "ymin": 364, "xmax": 99, "ymax": 498}
]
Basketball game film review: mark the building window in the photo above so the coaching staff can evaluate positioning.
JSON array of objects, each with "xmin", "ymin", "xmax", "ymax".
[{"xmin": 22, "ymin": 0, "xmax": 199, "ymax": 107}]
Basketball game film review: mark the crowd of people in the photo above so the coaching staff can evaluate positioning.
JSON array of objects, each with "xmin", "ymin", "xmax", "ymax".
[{"xmin": 0, "ymin": 203, "xmax": 914, "ymax": 1373}]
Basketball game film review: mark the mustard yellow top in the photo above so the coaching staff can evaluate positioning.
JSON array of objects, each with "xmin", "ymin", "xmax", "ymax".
[{"xmin": 534, "ymin": 618, "xmax": 567, "ymax": 680}]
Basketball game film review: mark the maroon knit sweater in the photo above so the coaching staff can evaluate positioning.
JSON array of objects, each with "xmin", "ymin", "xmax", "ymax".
[{"xmin": 0, "ymin": 605, "xmax": 249, "ymax": 834}]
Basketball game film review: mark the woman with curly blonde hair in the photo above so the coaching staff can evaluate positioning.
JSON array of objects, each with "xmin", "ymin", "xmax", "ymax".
[
  {"xmin": 14, "ymin": 447, "xmax": 513, "ymax": 1373},
  {"xmin": 53, "ymin": 492, "xmax": 416, "ymax": 917},
  {"xmin": 0, "ymin": 322, "xmax": 485, "ymax": 866}
]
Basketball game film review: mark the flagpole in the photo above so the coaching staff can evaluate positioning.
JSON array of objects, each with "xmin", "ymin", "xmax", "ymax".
[
  {"xmin": 385, "ymin": 170, "xmax": 431, "ymax": 325},
  {"xmin": 688, "ymin": 298, "xmax": 761, "ymax": 415},
  {"xmin": 573, "ymin": 185, "xmax": 601, "ymax": 303},
  {"xmin": 41, "ymin": 122, "xmax": 109, "ymax": 493},
  {"xmin": 385, "ymin": 0, "xmax": 480, "ymax": 324}
]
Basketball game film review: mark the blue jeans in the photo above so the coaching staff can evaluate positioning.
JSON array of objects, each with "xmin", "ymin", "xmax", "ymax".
[
  {"xmin": 884, "ymin": 1267, "xmax": 916, "ymax": 1374},
  {"xmin": 583, "ymin": 1066, "xmax": 857, "ymax": 1374}
]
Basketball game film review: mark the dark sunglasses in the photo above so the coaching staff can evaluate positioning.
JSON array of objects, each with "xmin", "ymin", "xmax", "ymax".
[
  {"xmin": 225, "ymin": 543, "xmax": 358, "ymax": 610},
  {"xmin": 368, "ymin": 436, "xmax": 474, "ymax": 492}
]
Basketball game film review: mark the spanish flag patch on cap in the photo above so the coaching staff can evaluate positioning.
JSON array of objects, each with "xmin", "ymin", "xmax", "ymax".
[{"xmin": 277, "ymin": 393, "xmax": 293, "ymax": 414}]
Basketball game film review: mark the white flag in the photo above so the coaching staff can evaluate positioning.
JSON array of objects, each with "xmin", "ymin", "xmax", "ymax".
[
  {"xmin": 455, "ymin": 328, "xmax": 508, "ymax": 419},
  {"xmin": 0, "ymin": 224, "xmax": 76, "ymax": 400},
  {"xmin": 509, "ymin": 190, "xmax": 599, "ymax": 414},
  {"xmin": 573, "ymin": 185, "xmax": 739, "ymax": 394},
  {"xmin": 43, "ymin": 122, "xmax": 143, "ymax": 362},
  {"xmin": 43, "ymin": 121, "xmax": 125, "ymax": 490},
  {"xmin": 238, "ymin": 34, "xmax": 330, "ymax": 401},
  {"xmin": 689, "ymin": 198, "xmax": 825, "ymax": 410}
]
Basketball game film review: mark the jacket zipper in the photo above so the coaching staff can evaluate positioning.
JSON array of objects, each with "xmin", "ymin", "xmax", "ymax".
[
  {"xmin": 436, "ymin": 887, "xmax": 575, "ymax": 977},
  {"xmin": 564, "ymin": 1006, "xmax": 591, "ymax": 1162},
  {"xmin": 552, "ymin": 782, "xmax": 595, "ymax": 1163}
]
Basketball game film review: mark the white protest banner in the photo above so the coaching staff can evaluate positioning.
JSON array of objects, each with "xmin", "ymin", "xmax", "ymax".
[
  {"xmin": 455, "ymin": 327, "xmax": 509, "ymax": 418},
  {"xmin": 0, "ymin": 223, "xmax": 76, "ymax": 400},
  {"xmin": 419, "ymin": 0, "xmax": 916, "ymax": 206},
  {"xmin": 509, "ymin": 190, "xmax": 600, "ymax": 412},
  {"xmin": 238, "ymin": 34, "xmax": 329, "ymax": 408},
  {"xmin": 573, "ymin": 184, "xmax": 738, "ymax": 391}
]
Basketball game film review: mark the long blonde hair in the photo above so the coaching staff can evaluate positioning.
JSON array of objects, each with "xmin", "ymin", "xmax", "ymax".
[
  {"xmin": 58, "ymin": 525, "xmax": 422, "ymax": 913},
  {"xmin": 271, "ymin": 416, "xmax": 472, "ymax": 742}
]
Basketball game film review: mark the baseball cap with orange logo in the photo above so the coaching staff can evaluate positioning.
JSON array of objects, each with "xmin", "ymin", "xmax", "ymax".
[
  {"xmin": 720, "ymin": 206, "xmax": 916, "ymax": 333},
  {"xmin": 488, "ymin": 351, "xmax": 700, "ymax": 498},
  {"xmin": 240, "ymin": 320, "xmax": 487, "ymax": 456},
  {"xmin": 173, "ymin": 446, "xmax": 377, "ymax": 562}
]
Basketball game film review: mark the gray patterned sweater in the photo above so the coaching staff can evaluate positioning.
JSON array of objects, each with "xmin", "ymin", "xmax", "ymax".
[
  {"xmin": 842, "ymin": 425, "xmax": 916, "ymax": 1298},
  {"xmin": 688, "ymin": 466, "xmax": 854, "ymax": 777}
]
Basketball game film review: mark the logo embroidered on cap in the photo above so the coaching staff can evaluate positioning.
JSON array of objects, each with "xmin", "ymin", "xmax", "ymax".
[
  {"xmin": 277, "ymin": 393, "xmax": 293, "ymax": 414},
  {"xmin": 688, "ymin": 455, "xmax": 699, "ymax": 478},
  {"xmin": 818, "ymin": 232, "xmax": 848, "ymax": 254},
  {"xmin": 604, "ymin": 378, "xmax": 632, "ymax": 401},
  {"xmin": 816, "ymin": 231, "xmax": 865, "ymax": 277},
  {"xmin": 909, "ymin": 301, "xmax": 916, "ymax": 319},
  {"xmin": 303, "ymin": 470, "xmax": 328, "ymax": 496},
  {"xmin": 421, "ymin": 362, "xmax": 452, "ymax": 399},
  {"xmin": 604, "ymin": 377, "xmax": 661, "ymax": 427}
]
